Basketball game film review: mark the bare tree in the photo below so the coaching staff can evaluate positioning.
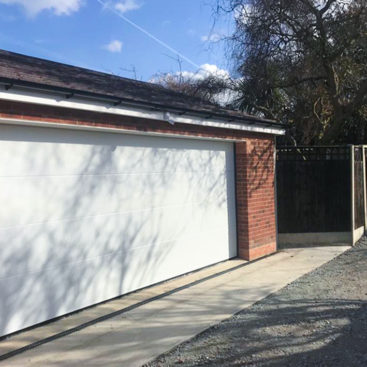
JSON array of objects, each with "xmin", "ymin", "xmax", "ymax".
[
  {"xmin": 217, "ymin": 0, "xmax": 367, "ymax": 144},
  {"xmin": 155, "ymin": 71, "xmax": 235, "ymax": 106}
]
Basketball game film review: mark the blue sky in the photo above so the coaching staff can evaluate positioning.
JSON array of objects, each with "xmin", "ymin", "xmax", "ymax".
[{"xmin": 0, "ymin": 0, "xmax": 234, "ymax": 81}]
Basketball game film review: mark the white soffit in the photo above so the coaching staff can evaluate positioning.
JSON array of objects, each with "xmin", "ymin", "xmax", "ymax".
[{"xmin": 0, "ymin": 86, "xmax": 285, "ymax": 136}]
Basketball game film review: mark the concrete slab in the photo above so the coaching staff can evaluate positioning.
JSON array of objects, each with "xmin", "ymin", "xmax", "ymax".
[
  {"xmin": 0, "ymin": 245, "xmax": 350, "ymax": 367},
  {"xmin": 0, "ymin": 258, "xmax": 246, "ymax": 357}
]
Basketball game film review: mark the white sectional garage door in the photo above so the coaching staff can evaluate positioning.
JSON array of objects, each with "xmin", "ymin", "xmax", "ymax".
[{"xmin": 0, "ymin": 124, "xmax": 237, "ymax": 336}]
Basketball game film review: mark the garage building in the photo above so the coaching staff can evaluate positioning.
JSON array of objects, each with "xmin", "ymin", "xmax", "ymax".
[{"xmin": 0, "ymin": 50, "xmax": 285, "ymax": 337}]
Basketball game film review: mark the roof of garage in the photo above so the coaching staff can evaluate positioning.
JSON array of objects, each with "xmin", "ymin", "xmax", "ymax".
[{"xmin": 0, "ymin": 49, "xmax": 284, "ymax": 128}]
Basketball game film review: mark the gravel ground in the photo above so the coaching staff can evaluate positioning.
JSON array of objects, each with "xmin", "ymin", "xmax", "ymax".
[{"xmin": 147, "ymin": 238, "xmax": 367, "ymax": 367}]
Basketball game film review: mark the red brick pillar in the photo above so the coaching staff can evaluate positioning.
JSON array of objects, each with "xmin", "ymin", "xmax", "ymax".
[{"xmin": 235, "ymin": 137, "xmax": 277, "ymax": 260}]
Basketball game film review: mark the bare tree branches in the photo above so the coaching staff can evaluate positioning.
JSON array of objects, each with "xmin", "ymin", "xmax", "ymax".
[
  {"xmin": 216, "ymin": 0, "xmax": 367, "ymax": 144},
  {"xmin": 153, "ymin": 70, "xmax": 236, "ymax": 106}
]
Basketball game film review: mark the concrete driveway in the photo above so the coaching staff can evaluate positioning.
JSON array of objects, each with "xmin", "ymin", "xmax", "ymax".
[{"xmin": 0, "ymin": 245, "xmax": 350, "ymax": 367}]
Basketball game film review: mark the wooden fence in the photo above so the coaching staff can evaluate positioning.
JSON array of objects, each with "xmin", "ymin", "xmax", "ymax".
[{"xmin": 276, "ymin": 145, "xmax": 366, "ymax": 246}]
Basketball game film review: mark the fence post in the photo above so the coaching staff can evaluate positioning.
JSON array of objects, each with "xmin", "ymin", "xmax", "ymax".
[
  {"xmin": 363, "ymin": 146, "xmax": 367, "ymax": 234},
  {"xmin": 351, "ymin": 145, "xmax": 355, "ymax": 245},
  {"xmin": 274, "ymin": 136, "xmax": 279, "ymax": 251}
]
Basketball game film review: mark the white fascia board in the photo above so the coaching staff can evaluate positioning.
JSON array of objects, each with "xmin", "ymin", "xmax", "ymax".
[
  {"xmin": 0, "ymin": 87, "xmax": 285, "ymax": 136},
  {"xmin": 0, "ymin": 117, "xmax": 240, "ymax": 142}
]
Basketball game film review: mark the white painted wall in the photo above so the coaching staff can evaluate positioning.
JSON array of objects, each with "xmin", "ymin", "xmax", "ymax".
[{"xmin": 0, "ymin": 124, "xmax": 237, "ymax": 336}]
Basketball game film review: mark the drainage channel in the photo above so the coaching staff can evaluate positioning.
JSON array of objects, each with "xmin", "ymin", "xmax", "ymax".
[{"xmin": 0, "ymin": 252, "xmax": 276, "ymax": 361}]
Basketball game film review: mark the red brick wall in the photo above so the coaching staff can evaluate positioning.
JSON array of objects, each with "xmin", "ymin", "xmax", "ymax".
[
  {"xmin": 0, "ymin": 100, "xmax": 277, "ymax": 261},
  {"xmin": 235, "ymin": 139, "xmax": 277, "ymax": 260}
]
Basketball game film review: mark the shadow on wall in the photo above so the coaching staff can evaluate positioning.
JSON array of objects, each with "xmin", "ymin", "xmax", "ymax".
[
  {"xmin": 246, "ymin": 139, "xmax": 274, "ymax": 196},
  {"xmin": 235, "ymin": 138, "xmax": 276, "ymax": 259},
  {"xmin": 0, "ymin": 124, "xmax": 237, "ymax": 336}
]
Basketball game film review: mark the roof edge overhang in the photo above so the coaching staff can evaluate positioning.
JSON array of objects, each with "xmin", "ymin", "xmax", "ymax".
[{"xmin": 0, "ymin": 78, "xmax": 286, "ymax": 136}]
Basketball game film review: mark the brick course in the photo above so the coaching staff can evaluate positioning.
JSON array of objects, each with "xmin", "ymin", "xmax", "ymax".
[
  {"xmin": 235, "ymin": 139, "xmax": 277, "ymax": 260},
  {"xmin": 0, "ymin": 100, "xmax": 277, "ymax": 261}
]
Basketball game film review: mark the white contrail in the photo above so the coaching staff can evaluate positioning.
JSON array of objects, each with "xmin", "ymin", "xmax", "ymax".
[{"xmin": 96, "ymin": 0, "xmax": 200, "ymax": 69}]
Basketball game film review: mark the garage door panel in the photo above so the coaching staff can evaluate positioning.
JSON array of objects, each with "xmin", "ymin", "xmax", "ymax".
[
  {"xmin": 0, "ymin": 169, "xmax": 233, "ymax": 229},
  {"xmin": 0, "ymin": 203, "xmax": 233, "ymax": 278},
  {"xmin": 0, "ymin": 126, "xmax": 232, "ymax": 176},
  {"xmin": 0, "ymin": 222, "xmax": 233, "ymax": 335},
  {"xmin": 1, "ymin": 221, "xmax": 233, "ymax": 301},
  {"xmin": 0, "ymin": 200, "xmax": 231, "ymax": 281},
  {"xmin": 0, "ymin": 183, "xmax": 232, "ymax": 242},
  {"xmin": 0, "ymin": 125, "xmax": 236, "ymax": 336}
]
